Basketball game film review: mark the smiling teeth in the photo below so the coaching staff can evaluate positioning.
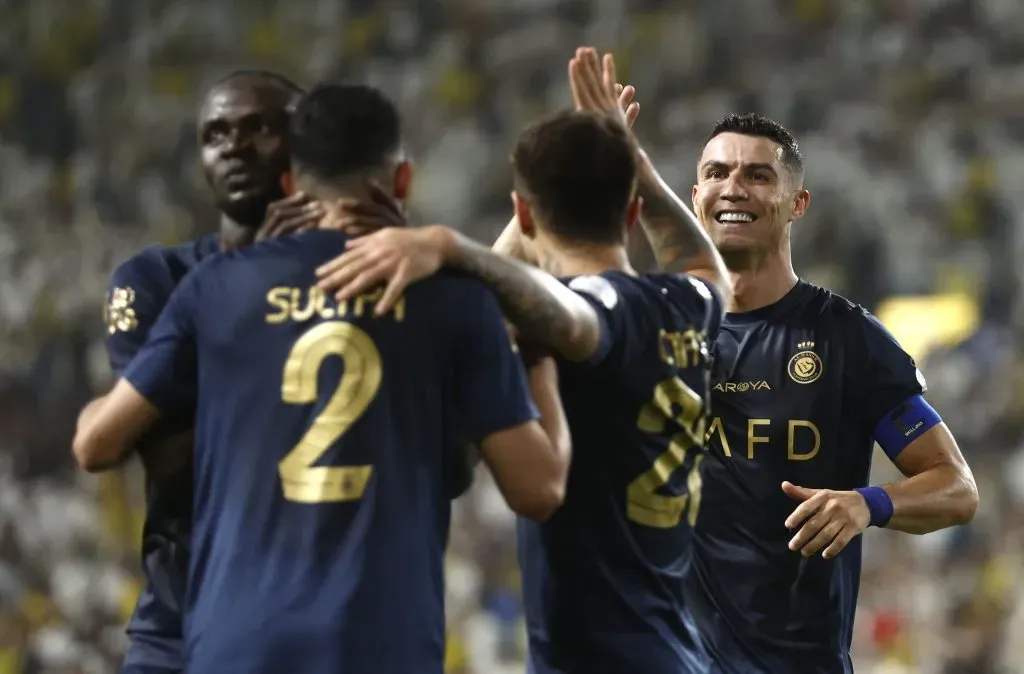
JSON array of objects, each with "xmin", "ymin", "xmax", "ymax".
[{"xmin": 718, "ymin": 212, "xmax": 754, "ymax": 223}]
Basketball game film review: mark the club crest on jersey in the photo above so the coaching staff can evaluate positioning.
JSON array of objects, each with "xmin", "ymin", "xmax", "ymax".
[
  {"xmin": 105, "ymin": 287, "xmax": 138, "ymax": 334},
  {"xmin": 787, "ymin": 341, "xmax": 822, "ymax": 384}
]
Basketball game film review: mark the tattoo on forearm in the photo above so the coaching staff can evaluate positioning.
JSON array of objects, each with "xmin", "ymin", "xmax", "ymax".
[
  {"xmin": 636, "ymin": 172, "xmax": 711, "ymax": 274},
  {"xmin": 454, "ymin": 239, "xmax": 595, "ymax": 357}
]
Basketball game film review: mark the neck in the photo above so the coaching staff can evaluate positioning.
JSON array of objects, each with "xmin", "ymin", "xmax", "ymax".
[
  {"xmin": 723, "ymin": 241, "xmax": 798, "ymax": 313},
  {"xmin": 536, "ymin": 240, "xmax": 634, "ymax": 278},
  {"xmin": 218, "ymin": 214, "xmax": 257, "ymax": 252}
]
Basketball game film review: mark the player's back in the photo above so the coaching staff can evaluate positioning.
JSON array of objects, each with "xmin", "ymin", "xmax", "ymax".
[
  {"xmin": 178, "ymin": 230, "xmax": 496, "ymax": 673},
  {"xmin": 518, "ymin": 270, "xmax": 721, "ymax": 674}
]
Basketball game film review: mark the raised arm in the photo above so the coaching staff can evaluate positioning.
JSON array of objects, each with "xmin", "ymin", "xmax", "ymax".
[
  {"xmin": 634, "ymin": 149, "xmax": 730, "ymax": 303},
  {"xmin": 567, "ymin": 47, "xmax": 731, "ymax": 307}
]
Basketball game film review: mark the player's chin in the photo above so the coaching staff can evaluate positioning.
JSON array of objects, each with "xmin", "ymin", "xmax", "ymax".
[
  {"xmin": 711, "ymin": 231, "xmax": 760, "ymax": 254},
  {"xmin": 221, "ymin": 191, "xmax": 275, "ymax": 226}
]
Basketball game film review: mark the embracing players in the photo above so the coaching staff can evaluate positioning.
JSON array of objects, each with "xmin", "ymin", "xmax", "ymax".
[
  {"xmin": 316, "ymin": 49, "xmax": 731, "ymax": 673},
  {"xmin": 79, "ymin": 69, "xmax": 321, "ymax": 674},
  {"xmin": 74, "ymin": 82, "xmax": 570, "ymax": 674},
  {"xmin": 679, "ymin": 113, "xmax": 979, "ymax": 673}
]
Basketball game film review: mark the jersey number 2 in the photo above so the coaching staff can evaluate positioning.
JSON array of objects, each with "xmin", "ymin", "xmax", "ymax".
[
  {"xmin": 627, "ymin": 377, "xmax": 706, "ymax": 528},
  {"xmin": 278, "ymin": 322, "xmax": 382, "ymax": 504}
]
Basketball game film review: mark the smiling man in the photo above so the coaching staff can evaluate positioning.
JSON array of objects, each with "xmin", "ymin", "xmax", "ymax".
[{"xmin": 682, "ymin": 113, "xmax": 979, "ymax": 673}]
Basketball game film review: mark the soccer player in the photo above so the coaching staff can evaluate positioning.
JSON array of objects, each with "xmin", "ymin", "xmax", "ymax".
[
  {"xmin": 73, "ymin": 82, "xmax": 570, "ymax": 674},
  {"xmin": 315, "ymin": 49, "xmax": 732, "ymax": 674},
  {"xmin": 680, "ymin": 113, "xmax": 979, "ymax": 673},
  {"xmin": 86, "ymin": 69, "xmax": 318, "ymax": 674}
]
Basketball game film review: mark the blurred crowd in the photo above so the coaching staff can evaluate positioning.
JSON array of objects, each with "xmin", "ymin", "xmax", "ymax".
[{"xmin": 1, "ymin": 0, "xmax": 1024, "ymax": 671}]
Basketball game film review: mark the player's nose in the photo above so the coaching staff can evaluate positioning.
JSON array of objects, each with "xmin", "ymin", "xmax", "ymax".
[
  {"xmin": 221, "ymin": 128, "xmax": 254, "ymax": 158},
  {"xmin": 720, "ymin": 176, "xmax": 749, "ymax": 201}
]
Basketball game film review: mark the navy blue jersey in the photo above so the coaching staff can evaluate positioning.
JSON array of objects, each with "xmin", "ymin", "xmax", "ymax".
[
  {"xmin": 686, "ymin": 281, "xmax": 926, "ymax": 674},
  {"xmin": 123, "ymin": 229, "xmax": 537, "ymax": 674},
  {"xmin": 518, "ymin": 271, "xmax": 722, "ymax": 674},
  {"xmin": 104, "ymin": 234, "xmax": 218, "ymax": 670}
]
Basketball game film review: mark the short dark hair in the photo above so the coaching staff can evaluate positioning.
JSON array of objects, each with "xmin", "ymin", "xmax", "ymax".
[
  {"xmin": 289, "ymin": 83, "xmax": 401, "ymax": 181},
  {"xmin": 513, "ymin": 110, "xmax": 637, "ymax": 245},
  {"xmin": 214, "ymin": 69, "xmax": 305, "ymax": 96},
  {"xmin": 708, "ymin": 113, "xmax": 804, "ymax": 179}
]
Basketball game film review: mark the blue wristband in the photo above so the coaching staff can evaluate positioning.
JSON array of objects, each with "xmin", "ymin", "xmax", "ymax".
[{"xmin": 855, "ymin": 486, "xmax": 894, "ymax": 528}]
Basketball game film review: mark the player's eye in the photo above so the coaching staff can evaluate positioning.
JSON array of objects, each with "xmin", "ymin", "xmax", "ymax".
[
  {"xmin": 206, "ymin": 129, "xmax": 228, "ymax": 144},
  {"xmin": 751, "ymin": 172, "xmax": 770, "ymax": 182},
  {"xmin": 706, "ymin": 170, "xmax": 724, "ymax": 180}
]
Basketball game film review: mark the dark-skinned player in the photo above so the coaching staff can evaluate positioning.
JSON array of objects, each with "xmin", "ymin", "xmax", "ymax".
[
  {"xmin": 72, "ymin": 82, "xmax": 570, "ymax": 674},
  {"xmin": 80, "ymin": 70, "xmax": 319, "ymax": 674}
]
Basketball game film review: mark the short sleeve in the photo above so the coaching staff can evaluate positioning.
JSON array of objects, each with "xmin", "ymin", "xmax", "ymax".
[
  {"xmin": 683, "ymin": 275, "xmax": 724, "ymax": 341},
  {"xmin": 122, "ymin": 271, "xmax": 201, "ymax": 416},
  {"xmin": 567, "ymin": 273, "xmax": 723, "ymax": 366},
  {"xmin": 566, "ymin": 274, "xmax": 625, "ymax": 366},
  {"xmin": 848, "ymin": 309, "xmax": 927, "ymax": 431},
  {"xmin": 451, "ymin": 281, "xmax": 539, "ymax": 443},
  {"xmin": 105, "ymin": 252, "xmax": 173, "ymax": 375}
]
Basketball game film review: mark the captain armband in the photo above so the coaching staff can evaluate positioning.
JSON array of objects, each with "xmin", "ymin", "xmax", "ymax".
[{"xmin": 872, "ymin": 394, "xmax": 942, "ymax": 460}]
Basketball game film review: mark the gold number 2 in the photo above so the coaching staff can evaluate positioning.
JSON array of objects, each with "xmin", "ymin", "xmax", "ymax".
[
  {"xmin": 278, "ymin": 322, "xmax": 383, "ymax": 504},
  {"xmin": 627, "ymin": 377, "xmax": 707, "ymax": 528}
]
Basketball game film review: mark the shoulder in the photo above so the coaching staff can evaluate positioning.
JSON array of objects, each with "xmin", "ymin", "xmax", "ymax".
[
  {"xmin": 807, "ymin": 285, "xmax": 898, "ymax": 343},
  {"xmin": 788, "ymin": 283, "xmax": 881, "ymax": 334},
  {"xmin": 108, "ymin": 245, "xmax": 172, "ymax": 289},
  {"xmin": 109, "ymin": 235, "xmax": 219, "ymax": 289}
]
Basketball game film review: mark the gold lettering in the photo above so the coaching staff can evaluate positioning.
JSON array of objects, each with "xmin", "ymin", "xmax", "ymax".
[
  {"xmin": 787, "ymin": 420, "xmax": 820, "ymax": 461},
  {"xmin": 265, "ymin": 287, "xmax": 291, "ymax": 323},
  {"xmin": 705, "ymin": 416, "xmax": 731, "ymax": 457},
  {"xmin": 711, "ymin": 380, "xmax": 772, "ymax": 392},
  {"xmin": 658, "ymin": 329, "xmax": 704, "ymax": 368},
  {"xmin": 291, "ymin": 287, "xmax": 318, "ymax": 322},
  {"xmin": 264, "ymin": 286, "xmax": 405, "ymax": 324},
  {"xmin": 747, "ymin": 419, "xmax": 770, "ymax": 459}
]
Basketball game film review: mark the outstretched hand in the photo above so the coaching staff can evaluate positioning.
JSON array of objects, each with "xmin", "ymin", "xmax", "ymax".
[
  {"xmin": 782, "ymin": 481, "xmax": 871, "ymax": 560},
  {"xmin": 569, "ymin": 47, "xmax": 639, "ymax": 128}
]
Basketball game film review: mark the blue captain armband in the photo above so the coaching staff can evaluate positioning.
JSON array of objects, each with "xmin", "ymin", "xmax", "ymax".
[{"xmin": 873, "ymin": 395, "xmax": 942, "ymax": 460}]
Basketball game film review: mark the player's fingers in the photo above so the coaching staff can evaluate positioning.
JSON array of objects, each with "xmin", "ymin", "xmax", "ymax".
[
  {"xmin": 316, "ymin": 248, "xmax": 361, "ymax": 277},
  {"xmin": 618, "ymin": 84, "xmax": 635, "ymax": 108},
  {"xmin": 568, "ymin": 58, "xmax": 586, "ymax": 109},
  {"xmin": 570, "ymin": 56, "xmax": 601, "ymax": 110},
  {"xmin": 318, "ymin": 263, "xmax": 363, "ymax": 296},
  {"xmin": 783, "ymin": 491, "xmax": 825, "ymax": 529},
  {"xmin": 581, "ymin": 49, "xmax": 607, "ymax": 105},
  {"xmin": 625, "ymin": 102, "xmax": 640, "ymax": 127},
  {"xmin": 270, "ymin": 191, "xmax": 313, "ymax": 209},
  {"xmin": 275, "ymin": 212, "xmax": 324, "ymax": 236},
  {"xmin": 788, "ymin": 515, "xmax": 826, "ymax": 552},
  {"xmin": 800, "ymin": 520, "xmax": 844, "ymax": 557},
  {"xmin": 377, "ymin": 259, "xmax": 411, "ymax": 315},
  {"xmin": 822, "ymin": 528, "xmax": 855, "ymax": 560},
  {"xmin": 337, "ymin": 267, "xmax": 389, "ymax": 302},
  {"xmin": 603, "ymin": 53, "xmax": 618, "ymax": 97},
  {"xmin": 316, "ymin": 250, "xmax": 372, "ymax": 289}
]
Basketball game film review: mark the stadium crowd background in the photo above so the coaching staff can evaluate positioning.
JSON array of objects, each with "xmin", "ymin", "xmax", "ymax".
[{"xmin": 1, "ymin": 0, "xmax": 1023, "ymax": 671}]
